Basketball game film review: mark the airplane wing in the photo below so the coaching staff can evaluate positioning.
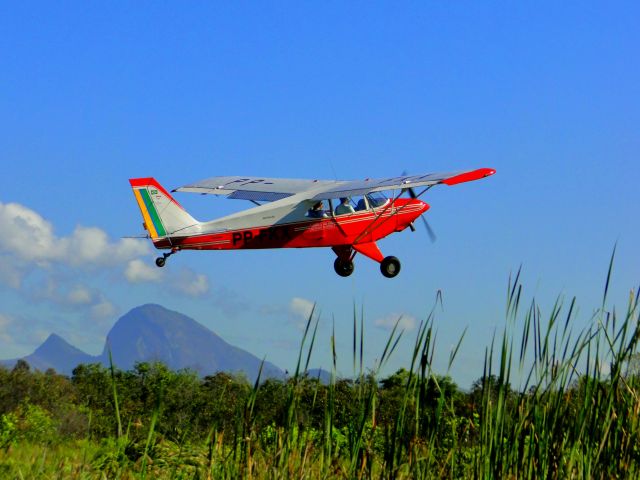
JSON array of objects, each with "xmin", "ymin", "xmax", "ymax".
[
  {"xmin": 173, "ymin": 168, "xmax": 495, "ymax": 202},
  {"xmin": 173, "ymin": 176, "xmax": 339, "ymax": 202},
  {"xmin": 310, "ymin": 168, "xmax": 496, "ymax": 200}
]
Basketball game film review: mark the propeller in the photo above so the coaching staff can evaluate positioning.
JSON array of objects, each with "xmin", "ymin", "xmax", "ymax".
[{"xmin": 404, "ymin": 183, "xmax": 437, "ymax": 243}]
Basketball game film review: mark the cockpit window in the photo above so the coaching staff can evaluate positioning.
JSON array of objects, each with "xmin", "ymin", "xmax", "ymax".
[
  {"xmin": 306, "ymin": 200, "xmax": 328, "ymax": 218},
  {"xmin": 353, "ymin": 196, "xmax": 368, "ymax": 211},
  {"xmin": 366, "ymin": 192, "xmax": 388, "ymax": 209},
  {"xmin": 333, "ymin": 197, "xmax": 356, "ymax": 215},
  {"xmin": 330, "ymin": 193, "xmax": 388, "ymax": 215}
]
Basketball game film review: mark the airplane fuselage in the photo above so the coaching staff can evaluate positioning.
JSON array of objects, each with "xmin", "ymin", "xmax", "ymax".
[{"xmin": 152, "ymin": 198, "xmax": 428, "ymax": 252}]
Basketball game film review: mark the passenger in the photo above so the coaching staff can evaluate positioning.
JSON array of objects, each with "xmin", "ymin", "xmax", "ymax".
[
  {"xmin": 355, "ymin": 198, "xmax": 367, "ymax": 211},
  {"xmin": 335, "ymin": 197, "xmax": 355, "ymax": 215},
  {"xmin": 308, "ymin": 201, "xmax": 328, "ymax": 218}
]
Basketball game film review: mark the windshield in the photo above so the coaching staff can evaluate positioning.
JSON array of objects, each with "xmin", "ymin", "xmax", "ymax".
[
  {"xmin": 366, "ymin": 192, "xmax": 388, "ymax": 209},
  {"xmin": 330, "ymin": 193, "xmax": 389, "ymax": 216}
]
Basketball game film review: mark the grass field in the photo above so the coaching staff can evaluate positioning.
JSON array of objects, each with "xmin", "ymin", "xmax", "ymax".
[{"xmin": 1, "ymin": 255, "xmax": 639, "ymax": 479}]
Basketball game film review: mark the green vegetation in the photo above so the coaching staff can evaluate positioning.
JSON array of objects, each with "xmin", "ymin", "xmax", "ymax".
[{"xmin": 1, "ymin": 260, "xmax": 639, "ymax": 478}]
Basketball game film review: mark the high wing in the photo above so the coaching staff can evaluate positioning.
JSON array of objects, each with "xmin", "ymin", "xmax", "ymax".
[
  {"xmin": 173, "ymin": 176, "xmax": 338, "ymax": 202},
  {"xmin": 173, "ymin": 168, "xmax": 495, "ymax": 202},
  {"xmin": 310, "ymin": 168, "xmax": 496, "ymax": 200}
]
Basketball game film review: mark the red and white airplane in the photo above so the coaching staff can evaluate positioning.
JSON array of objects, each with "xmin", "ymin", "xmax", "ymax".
[{"xmin": 129, "ymin": 168, "xmax": 495, "ymax": 278}]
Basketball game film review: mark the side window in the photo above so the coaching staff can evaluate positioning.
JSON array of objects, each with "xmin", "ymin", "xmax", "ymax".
[
  {"xmin": 306, "ymin": 201, "xmax": 328, "ymax": 219},
  {"xmin": 353, "ymin": 196, "xmax": 368, "ymax": 211},
  {"xmin": 333, "ymin": 197, "xmax": 357, "ymax": 216},
  {"xmin": 325, "ymin": 194, "xmax": 389, "ymax": 216},
  {"xmin": 366, "ymin": 192, "xmax": 388, "ymax": 209}
]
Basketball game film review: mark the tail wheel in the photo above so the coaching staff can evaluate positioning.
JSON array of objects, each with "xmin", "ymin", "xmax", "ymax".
[
  {"xmin": 380, "ymin": 256, "xmax": 401, "ymax": 278},
  {"xmin": 334, "ymin": 258, "xmax": 355, "ymax": 277},
  {"xmin": 155, "ymin": 249, "xmax": 177, "ymax": 268}
]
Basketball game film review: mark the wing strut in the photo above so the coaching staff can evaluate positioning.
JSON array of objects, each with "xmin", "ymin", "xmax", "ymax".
[{"xmin": 352, "ymin": 185, "xmax": 435, "ymax": 245}]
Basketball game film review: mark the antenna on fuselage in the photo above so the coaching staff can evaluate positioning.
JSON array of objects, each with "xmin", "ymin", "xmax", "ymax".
[{"xmin": 329, "ymin": 160, "xmax": 338, "ymax": 181}]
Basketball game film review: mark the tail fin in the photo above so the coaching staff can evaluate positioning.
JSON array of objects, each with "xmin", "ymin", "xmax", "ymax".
[{"xmin": 129, "ymin": 178, "xmax": 199, "ymax": 239}]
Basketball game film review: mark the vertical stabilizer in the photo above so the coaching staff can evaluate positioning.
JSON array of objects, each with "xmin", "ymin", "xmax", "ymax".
[{"xmin": 129, "ymin": 178, "xmax": 199, "ymax": 239}]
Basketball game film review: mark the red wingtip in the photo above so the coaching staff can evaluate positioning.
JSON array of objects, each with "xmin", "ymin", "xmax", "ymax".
[{"xmin": 441, "ymin": 168, "xmax": 496, "ymax": 186}]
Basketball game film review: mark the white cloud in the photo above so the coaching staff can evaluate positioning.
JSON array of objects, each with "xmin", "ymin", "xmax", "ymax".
[
  {"xmin": 0, "ymin": 201, "xmax": 150, "ymax": 269},
  {"xmin": 125, "ymin": 259, "xmax": 163, "ymax": 283},
  {"xmin": 0, "ymin": 199, "xmax": 212, "ymax": 339},
  {"xmin": 0, "ymin": 201, "xmax": 161, "ymax": 300},
  {"xmin": 0, "ymin": 202, "xmax": 58, "ymax": 263},
  {"xmin": 91, "ymin": 298, "xmax": 117, "ymax": 320},
  {"xmin": 67, "ymin": 285, "xmax": 93, "ymax": 305},
  {"xmin": 290, "ymin": 297, "xmax": 315, "ymax": 320},
  {"xmin": 374, "ymin": 313, "xmax": 417, "ymax": 331},
  {"xmin": 112, "ymin": 238, "xmax": 150, "ymax": 262},
  {"xmin": 169, "ymin": 268, "xmax": 209, "ymax": 297},
  {"xmin": 0, "ymin": 258, "xmax": 25, "ymax": 288},
  {"xmin": 285, "ymin": 297, "xmax": 316, "ymax": 331},
  {"xmin": 22, "ymin": 279, "xmax": 118, "ymax": 323},
  {"xmin": 64, "ymin": 227, "xmax": 149, "ymax": 265},
  {"xmin": 64, "ymin": 226, "xmax": 111, "ymax": 264}
]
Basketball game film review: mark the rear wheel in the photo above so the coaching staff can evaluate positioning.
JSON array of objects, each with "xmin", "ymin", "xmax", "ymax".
[
  {"xmin": 380, "ymin": 256, "xmax": 401, "ymax": 278},
  {"xmin": 334, "ymin": 258, "xmax": 355, "ymax": 277}
]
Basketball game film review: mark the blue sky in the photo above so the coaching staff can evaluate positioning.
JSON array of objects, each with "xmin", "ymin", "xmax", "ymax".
[{"xmin": 1, "ymin": 2, "xmax": 638, "ymax": 388}]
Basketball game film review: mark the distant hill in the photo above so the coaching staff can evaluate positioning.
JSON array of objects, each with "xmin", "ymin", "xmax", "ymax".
[
  {"xmin": 1, "ymin": 304, "xmax": 285, "ymax": 382},
  {"xmin": 2, "ymin": 333, "xmax": 95, "ymax": 374},
  {"xmin": 98, "ymin": 304, "xmax": 284, "ymax": 381},
  {"xmin": 305, "ymin": 368, "xmax": 332, "ymax": 384}
]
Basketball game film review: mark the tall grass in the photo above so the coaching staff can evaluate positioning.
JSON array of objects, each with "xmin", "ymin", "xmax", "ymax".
[{"xmin": 472, "ymin": 250, "xmax": 640, "ymax": 478}]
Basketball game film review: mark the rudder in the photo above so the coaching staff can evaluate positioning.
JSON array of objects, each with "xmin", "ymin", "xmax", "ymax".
[{"xmin": 129, "ymin": 178, "xmax": 199, "ymax": 239}]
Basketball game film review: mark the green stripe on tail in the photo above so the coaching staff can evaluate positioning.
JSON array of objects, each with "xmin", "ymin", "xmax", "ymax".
[{"xmin": 140, "ymin": 189, "xmax": 167, "ymax": 237}]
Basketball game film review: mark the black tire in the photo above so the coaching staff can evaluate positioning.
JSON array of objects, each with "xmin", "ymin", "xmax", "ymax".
[
  {"xmin": 155, "ymin": 257, "xmax": 166, "ymax": 268},
  {"xmin": 380, "ymin": 256, "xmax": 401, "ymax": 278},
  {"xmin": 334, "ymin": 258, "xmax": 355, "ymax": 277}
]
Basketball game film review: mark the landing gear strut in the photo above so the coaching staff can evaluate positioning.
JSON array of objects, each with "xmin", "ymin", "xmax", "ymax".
[
  {"xmin": 155, "ymin": 249, "xmax": 178, "ymax": 268},
  {"xmin": 334, "ymin": 258, "xmax": 355, "ymax": 277},
  {"xmin": 380, "ymin": 256, "xmax": 401, "ymax": 278}
]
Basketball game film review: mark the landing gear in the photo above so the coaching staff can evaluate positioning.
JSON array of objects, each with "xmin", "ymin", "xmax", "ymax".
[
  {"xmin": 155, "ymin": 249, "xmax": 178, "ymax": 268},
  {"xmin": 380, "ymin": 256, "xmax": 401, "ymax": 278},
  {"xmin": 334, "ymin": 258, "xmax": 355, "ymax": 277},
  {"xmin": 332, "ymin": 245, "xmax": 401, "ymax": 278}
]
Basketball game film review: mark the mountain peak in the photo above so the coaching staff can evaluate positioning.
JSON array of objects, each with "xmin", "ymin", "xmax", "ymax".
[
  {"xmin": 33, "ymin": 333, "xmax": 87, "ymax": 357},
  {"xmin": 20, "ymin": 332, "xmax": 94, "ymax": 374},
  {"xmin": 101, "ymin": 304, "xmax": 283, "ymax": 381},
  {"xmin": 40, "ymin": 333, "xmax": 65, "ymax": 346}
]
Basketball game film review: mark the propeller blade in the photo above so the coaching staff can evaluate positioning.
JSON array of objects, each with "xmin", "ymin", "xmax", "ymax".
[
  {"xmin": 421, "ymin": 215, "xmax": 437, "ymax": 243},
  {"xmin": 400, "ymin": 175, "xmax": 437, "ymax": 242},
  {"xmin": 407, "ymin": 186, "xmax": 436, "ymax": 241}
]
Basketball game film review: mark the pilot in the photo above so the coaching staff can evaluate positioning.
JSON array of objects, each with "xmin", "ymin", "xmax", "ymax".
[
  {"xmin": 335, "ymin": 197, "xmax": 355, "ymax": 215},
  {"xmin": 308, "ymin": 201, "xmax": 328, "ymax": 218}
]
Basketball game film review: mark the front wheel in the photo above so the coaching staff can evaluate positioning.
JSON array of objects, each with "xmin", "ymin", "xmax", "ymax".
[
  {"xmin": 334, "ymin": 258, "xmax": 355, "ymax": 277},
  {"xmin": 155, "ymin": 257, "xmax": 166, "ymax": 268},
  {"xmin": 380, "ymin": 256, "xmax": 401, "ymax": 278}
]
